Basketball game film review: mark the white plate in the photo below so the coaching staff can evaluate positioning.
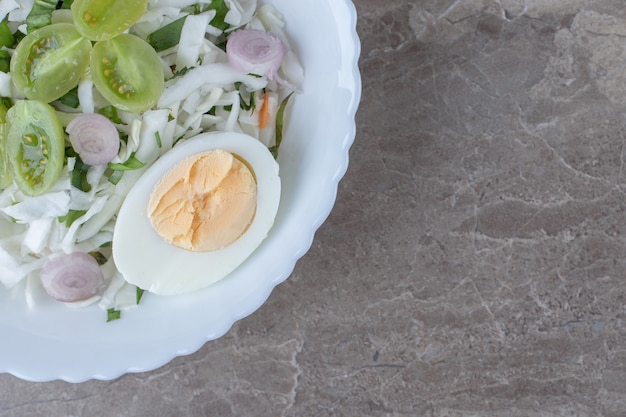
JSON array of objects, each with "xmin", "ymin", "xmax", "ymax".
[{"xmin": 0, "ymin": 0, "xmax": 361, "ymax": 382}]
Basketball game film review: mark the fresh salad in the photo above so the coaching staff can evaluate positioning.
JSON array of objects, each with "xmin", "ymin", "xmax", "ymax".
[{"xmin": 0, "ymin": 0, "xmax": 302, "ymax": 320}]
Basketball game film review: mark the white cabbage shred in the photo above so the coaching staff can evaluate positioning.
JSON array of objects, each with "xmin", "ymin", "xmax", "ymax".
[{"xmin": 0, "ymin": 0, "xmax": 302, "ymax": 315}]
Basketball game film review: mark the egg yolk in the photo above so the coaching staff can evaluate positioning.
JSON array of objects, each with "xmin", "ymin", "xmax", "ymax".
[{"xmin": 147, "ymin": 149, "xmax": 257, "ymax": 252}]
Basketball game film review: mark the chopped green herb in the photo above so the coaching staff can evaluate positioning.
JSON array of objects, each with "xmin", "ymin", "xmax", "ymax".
[
  {"xmin": 107, "ymin": 308, "xmax": 121, "ymax": 322},
  {"xmin": 58, "ymin": 86, "xmax": 79, "ymax": 108},
  {"xmin": 215, "ymin": 38, "xmax": 227, "ymax": 52},
  {"xmin": 98, "ymin": 105, "xmax": 122, "ymax": 124},
  {"xmin": 108, "ymin": 153, "xmax": 147, "ymax": 171},
  {"xmin": 0, "ymin": 98, "xmax": 12, "ymax": 110},
  {"xmin": 0, "ymin": 51, "xmax": 10, "ymax": 73},
  {"xmin": 235, "ymin": 82, "xmax": 256, "ymax": 111},
  {"xmin": 173, "ymin": 135, "xmax": 186, "ymax": 147},
  {"xmin": 155, "ymin": 131, "xmax": 162, "ymax": 148},
  {"xmin": 207, "ymin": 0, "xmax": 230, "ymax": 31},
  {"xmin": 136, "ymin": 287, "xmax": 145, "ymax": 304},
  {"xmin": 246, "ymin": 91, "xmax": 257, "ymax": 111},
  {"xmin": 0, "ymin": 21, "xmax": 15, "ymax": 48},
  {"xmin": 181, "ymin": 3, "xmax": 203, "ymax": 14},
  {"xmin": 269, "ymin": 93, "xmax": 294, "ymax": 159},
  {"xmin": 25, "ymin": 0, "xmax": 58, "ymax": 32},
  {"xmin": 107, "ymin": 169, "xmax": 124, "ymax": 185},
  {"xmin": 60, "ymin": 0, "xmax": 74, "ymax": 9},
  {"xmin": 172, "ymin": 66, "xmax": 193, "ymax": 78},
  {"xmin": 59, "ymin": 209, "xmax": 87, "ymax": 227},
  {"xmin": 68, "ymin": 152, "xmax": 92, "ymax": 192},
  {"xmin": 12, "ymin": 30, "xmax": 26, "ymax": 45},
  {"xmin": 89, "ymin": 251, "xmax": 108, "ymax": 266},
  {"xmin": 147, "ymin": 16, "xmax": 187, "ymax": 53}
]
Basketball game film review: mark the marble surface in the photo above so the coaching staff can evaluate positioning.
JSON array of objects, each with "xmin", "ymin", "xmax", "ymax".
[{"xmin": 3, "ymin": 0, "xmax": 626, "ymax": 415}]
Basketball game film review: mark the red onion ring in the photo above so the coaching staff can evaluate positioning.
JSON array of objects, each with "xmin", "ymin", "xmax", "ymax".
[
  {"xmin": 40, "ymin": 252, "xmax": 105, "ymax": 302},
  {"xmin": 67, "ymin": 113, "xmax": 120, "ymax": 166},
  {"xmin": 226, "ymin": 29, "xmax": 287, "ymax": 80}
]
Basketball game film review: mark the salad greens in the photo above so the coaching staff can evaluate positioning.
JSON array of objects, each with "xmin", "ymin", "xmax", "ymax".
[{"xmin": 0, "ymin": 0, "xmax": 302, "ymax": 321}]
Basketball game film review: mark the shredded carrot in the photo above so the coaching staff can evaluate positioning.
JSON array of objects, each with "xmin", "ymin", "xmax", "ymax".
[{"xmin": 259, "ymin": 92, "xmax": 270, "ymax": 129}]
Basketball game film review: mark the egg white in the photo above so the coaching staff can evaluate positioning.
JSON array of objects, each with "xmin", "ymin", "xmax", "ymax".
[{"xmin": 112, "ymin": 131, "xmax": 281, "ymax": 295}]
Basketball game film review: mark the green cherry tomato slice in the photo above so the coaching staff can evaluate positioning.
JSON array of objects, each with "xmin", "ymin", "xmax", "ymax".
[
  {"xmin": 91, "ymin": 34, "xmax": 165, "ymax": 113},
  {"xmin": 6, "ymin": 100, "xmax": 65, "ymax": 196},
  {"xmin": 0, "ymin": 123, "xmax": 10, "ymax": 189},
  {"xmin": 0, "ymin": 103, "xmax": 10, "ymax": 189},
  {"xmin": 10, "ymin": 23, "xmax": 91, "ymax": 103},
  {"xmin": 71, "ymin": 0, "xmax": 149, "ymax": 41}
]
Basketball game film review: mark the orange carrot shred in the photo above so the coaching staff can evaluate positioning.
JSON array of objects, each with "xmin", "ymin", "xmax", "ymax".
[{"xmin": 259, "ymin": 92, "xmax": 270, "ymax": 129}]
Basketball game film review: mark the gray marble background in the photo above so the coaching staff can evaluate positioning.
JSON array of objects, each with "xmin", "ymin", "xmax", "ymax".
[{"xmin": 2, "ymin": 0, "xmax": 626, "ymax": 415}]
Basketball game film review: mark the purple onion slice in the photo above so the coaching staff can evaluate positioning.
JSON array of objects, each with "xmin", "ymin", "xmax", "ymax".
[
  {"xmin": 67, "ymin": 113, "xmax": 120, "ymax": 166},
  {"xmin": 40, "ymin": 252, "xmax": 105, "ymax": 302},
  {"xmin": 226, "ymin": 29, "xmax": 287, "ymax": 80}
]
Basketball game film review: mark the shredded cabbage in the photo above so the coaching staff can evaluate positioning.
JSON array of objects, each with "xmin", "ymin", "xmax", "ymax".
[{"xmin": 0, "ymin": 0, "xmax": 302, "ymax": 318}]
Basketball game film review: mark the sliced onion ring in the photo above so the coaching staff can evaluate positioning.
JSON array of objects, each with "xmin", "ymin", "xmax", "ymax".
[
  {"xmin": 67, "ymin": 113, "xmax": 120, "ymax": 166},
  {"xmin": 226, "ymin": 29, "xmax": 287, "ymax": 80},
  {"xmin": 40, "ymin": 252, "xmax": 105, "ymax": 302}
]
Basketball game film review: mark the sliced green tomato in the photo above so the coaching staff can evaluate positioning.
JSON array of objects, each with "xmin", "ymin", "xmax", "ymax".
[
  {"xmin": 10, "ymin": 23, "xmax": 91, "ymax": 103},
  {"xmin": 0, "ymin": 125, "xmax": 11, "ymax": 189},
  {"xmin": 6, "ymin": 100, "xmax": 65, "ymax": 196},
  {"xmin": 0, "ymin": 108, "xmax": 9, "ymax": 189},
  {"xmin": 0, "ymin": 104, "xmax": 11, "ymax": 188},
  {"xmin": 91, "ymin": 34, "xmax": 165, "ymax": 113},
  {"xmin": 71, "ymin": 0, "xmax": 148, "ymax": 41}
]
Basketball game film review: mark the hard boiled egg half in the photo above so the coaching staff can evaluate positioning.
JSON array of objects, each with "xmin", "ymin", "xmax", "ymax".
[{"xmin": 112, "ymin": 131, "xmax": 281, "ymax": 295}]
